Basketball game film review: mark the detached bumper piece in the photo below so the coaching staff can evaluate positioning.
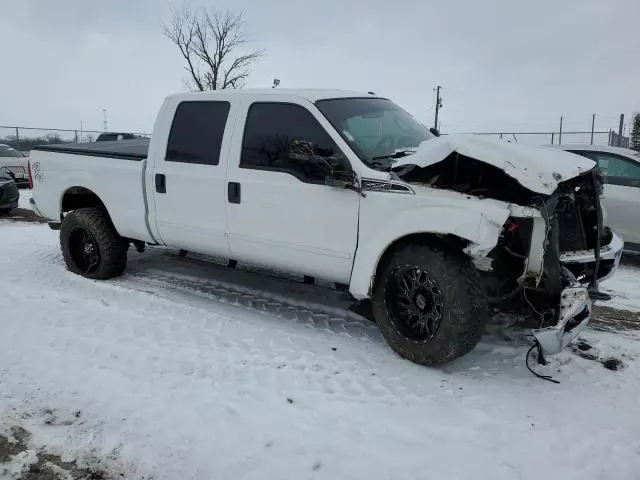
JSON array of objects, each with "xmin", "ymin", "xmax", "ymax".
[
  {"xmin": 560, "ymin": 230, "xmax": 624, "ymax": 283},
  {"xmin": 532, "ymin": 286, "xmax": 591, "ymax": 356}
]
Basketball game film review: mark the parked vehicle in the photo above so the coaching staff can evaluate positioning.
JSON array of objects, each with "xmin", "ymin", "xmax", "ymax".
[
  {"xmin": 0, "ymin": 169, "xmax": 19, "ymax": 214},
  {"xmin": 96, "ymin": 132, "xmax": 141, "ymax": 142},
  {"xmin": 556, "ymin": 144, "xmax": 640, "ymax": 252},
  {"xmin": 0, "ymin": 143, "xmax": 29, "ymax": 187},
  {"xmin": 29, "ymin": 89, "xmax": 622, "ymax": 365}
]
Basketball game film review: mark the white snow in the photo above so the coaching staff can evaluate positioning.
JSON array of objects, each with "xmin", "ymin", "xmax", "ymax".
[
  {"xmin": 1, "ymin": 221, "xmax": 640, "ymax": 479},
  {"xmin": 600, "ymin": 261, "xmax": 640, "ymax": 312},
  {"xmin": 17, "ymin": 189, "xmax": 31, "ymax": 211}
]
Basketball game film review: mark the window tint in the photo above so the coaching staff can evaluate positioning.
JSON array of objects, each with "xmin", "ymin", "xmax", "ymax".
[
  {"xmin": 240, "ymin": 103, "xmax": 350, "ymax": 184},
  {"xmin": 590, "ymin": 152, "xmax": 640, "ymax": 181},
  {"xmin": 166, "ymin": 101, "xmax": 230, "ymax": 165}
]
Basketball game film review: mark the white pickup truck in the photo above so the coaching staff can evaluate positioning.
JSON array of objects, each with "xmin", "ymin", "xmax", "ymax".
[{"xmin": 29, "ymin": 89, "xmax": 623, "ymax": 365}]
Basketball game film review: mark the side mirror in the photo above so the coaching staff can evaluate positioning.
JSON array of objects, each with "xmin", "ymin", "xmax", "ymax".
[
  {"xmin": 325, "ymin": 171, "xmax": 357, "ymax": 189},
  {"xmin": 289, "ymin": 139, "xmax": 354, "ymax": 180}
]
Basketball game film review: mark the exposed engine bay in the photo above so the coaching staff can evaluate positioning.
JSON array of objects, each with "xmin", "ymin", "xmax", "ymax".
[{"xmin": 392, "ymin": 151, "xmax": 609, "ymax": 348}]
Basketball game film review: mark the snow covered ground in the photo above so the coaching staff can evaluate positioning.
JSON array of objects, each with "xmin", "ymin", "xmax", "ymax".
[
  {"xmin": 1, "ymin": 219, "xmax": 640, "ymax": 479},
  {"xmin": 16, "ymin": 188, "xmax": 31, "ymax": 211},
  {"xmin": 600, "ymin": 263, "xmax": 640, "ymax": 313}
]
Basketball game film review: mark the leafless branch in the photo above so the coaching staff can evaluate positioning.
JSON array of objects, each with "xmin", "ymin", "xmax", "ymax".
[{"xmin": 163, "ymin": 4, "xmax": 265, "ymax": 91}]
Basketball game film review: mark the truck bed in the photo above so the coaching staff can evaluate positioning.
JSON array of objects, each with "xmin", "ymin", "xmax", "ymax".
[{"xmin": 33, "ymin": 139, "xmax": 149, "ymax": 161}]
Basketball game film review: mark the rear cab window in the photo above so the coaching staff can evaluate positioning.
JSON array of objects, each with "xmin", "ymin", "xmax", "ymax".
[{"xmin": 166, "ymin": 101, "xmax": 231, "ymax": 166}]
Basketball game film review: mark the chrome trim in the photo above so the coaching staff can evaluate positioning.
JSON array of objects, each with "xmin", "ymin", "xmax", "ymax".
[
  {"xmin": 533, "ymin": 285, "xmax": 591, "ymax": 355},
  {"xmin": 361, "ymin": 178, "xmax": 415, "ymax": 194},
  {"xmin": 560, "ymin": 231, "xmax": 624, "ymax": 282}
]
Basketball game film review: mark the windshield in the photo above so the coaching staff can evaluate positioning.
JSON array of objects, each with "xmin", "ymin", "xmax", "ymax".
[
  {"xmin": 0, "ymin": 145, "xmax": 23, "ymax": 158},
  {"xmin": 316, "ymin": 98, "xmax": 434, "ymax": 170}
]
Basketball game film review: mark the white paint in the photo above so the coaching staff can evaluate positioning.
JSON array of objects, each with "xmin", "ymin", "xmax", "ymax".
[
  {"xmin": 29, "ymin": 149, "xmax": 154, "ymax": 242},
  {"xmin": 393, "ymin": 135, "xmax": 596, "ymax": 194}
]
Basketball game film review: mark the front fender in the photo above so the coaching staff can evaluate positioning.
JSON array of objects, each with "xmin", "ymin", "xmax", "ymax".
[{"xmin": 349, "ymin": 198, "xmax": 511, "ymax": 299}]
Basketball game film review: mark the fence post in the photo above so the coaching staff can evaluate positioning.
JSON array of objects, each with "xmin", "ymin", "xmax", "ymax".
[
  {"xmin": 590, "ymin": 114, "xmax": 595, "ymax": 145},
  {"xmin": 499, "ymin": 133, "xmax": 503, "ymax": 139},
  {"xmin": 559, "ymin": 116, "xmax": 563, "ymax": 145},
  {"xmin": 74, "ymin": 130, "xmax": 78, "ymax": 143},
  {"xmin": 15, "ymin": 127, "xmax": 19, "ymax": 143},
  {"xmin": 551, "ymin": 133, "xmax": 555, "ymax": 145}
]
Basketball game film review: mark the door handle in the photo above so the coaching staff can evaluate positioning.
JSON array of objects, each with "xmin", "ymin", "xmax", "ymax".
[
  {"xmin": 155, "ymin": 174, "xmax": 166, "ymax": 193},
  {"xmin": 228, "ymin": 182, "xmax": 241, "ymax": 204}
]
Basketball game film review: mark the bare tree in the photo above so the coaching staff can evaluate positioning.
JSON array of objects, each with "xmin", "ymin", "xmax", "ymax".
[{"xmin": 163, "ymin": 4, "xmax": 265, "ymax": 91}]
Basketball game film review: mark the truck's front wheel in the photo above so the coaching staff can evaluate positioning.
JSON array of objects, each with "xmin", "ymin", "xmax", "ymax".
[
  {"xmin": 372, "ymin": 244, "xmax": 488, "ymax": 365},
  {"xmin": 60, "ymin": 207, "xmax": 128, "ymax": 279}
]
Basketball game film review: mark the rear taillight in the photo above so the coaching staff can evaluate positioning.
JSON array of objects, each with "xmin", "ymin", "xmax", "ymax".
[{"xmin": 28, "ymin": 159, "xmax": 33, "ymax": 189}]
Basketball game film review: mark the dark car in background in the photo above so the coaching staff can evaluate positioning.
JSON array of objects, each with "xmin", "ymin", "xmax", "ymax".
[
  {"xmin": 0, "ymin": 169, "xmax": 19, "ymax": 214},
  {"xmin": 96, "ymin": 132, "xmax": 141, "ymax": 142}
]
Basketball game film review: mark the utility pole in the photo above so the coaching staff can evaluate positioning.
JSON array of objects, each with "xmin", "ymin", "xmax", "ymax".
[
  {"xmin": 559, "ymin": 115, "xmax": 563, "ymax": 144},
  {"xmin": 590, "ymin": 114, "xmax": 595, "ymax": 145},
  {"xmin": 80, "ymin": 121, "xmax": 83, "ymax": 143},
  {"xmin": 103, "ymin": 109, "xmax": 108, "ymax": 132},
  {"xmin": 618, "ymin": 114, "xmax": 625, "ymax": 147},
  {"xmin": 433, "ymin": 85, "xmax": 442, "ymax": 131}
]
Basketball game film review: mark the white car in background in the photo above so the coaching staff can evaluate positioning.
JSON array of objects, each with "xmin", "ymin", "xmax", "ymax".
[
  {"xmin": 0, "ymin": 143, "xmax": 29, "ymax": 187},
  {"xmin": 557, "ymin": 145, "xmax": 640, "ymax": 252}
]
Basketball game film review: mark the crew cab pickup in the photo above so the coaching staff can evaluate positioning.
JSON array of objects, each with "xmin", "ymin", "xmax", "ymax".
[{"xmin": 29, "ymin": 89, "xmax": 623, "ymax": 366}]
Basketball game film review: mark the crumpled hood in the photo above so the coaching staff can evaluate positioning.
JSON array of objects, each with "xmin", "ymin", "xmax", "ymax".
[{"xmin": 391, "ymin": 135, "xmax": 596, "ymax": 195}]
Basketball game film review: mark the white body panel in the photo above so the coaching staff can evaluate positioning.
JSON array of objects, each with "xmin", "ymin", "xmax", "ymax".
[
  {"xmin": 555, "ymin": 144, "xmax": 640, "ymax": 246},
  {"xmin": 142, "ymin": 94, "xmax": 243, "ymax": 257},
  {"xmin": 350, "ymin": 186, "xmax": 512, "ymax": 298},
  {"xmin": 29, "ymin": 149, "xmax": 153, "ymax": 242},
  {"xmin": 601, "ymin": 184, "xmax": 640, "ymax": 243},
  {"xmin": 224, "ymin": 94, "xmax": 360, "ymax": 283}
]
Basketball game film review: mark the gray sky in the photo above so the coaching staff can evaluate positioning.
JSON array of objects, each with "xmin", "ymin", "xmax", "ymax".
[{"xmin": 1, "ymin": 0, "xmax": 638, "ymax": 136}]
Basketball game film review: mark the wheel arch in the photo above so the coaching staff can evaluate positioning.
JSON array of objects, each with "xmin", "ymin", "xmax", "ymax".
[
  {"xmin": 349, "ymin": 204, "xmax": 510, "ymax": 299},
  {"xmin": 60, "ymin": 186, "xmax": 111, "ymax": 222}
]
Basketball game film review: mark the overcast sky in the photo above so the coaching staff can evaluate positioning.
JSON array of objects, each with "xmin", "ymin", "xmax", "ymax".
[{"xmin": 1, "ymin": 0, "xmax": 638, "ymax": 137}]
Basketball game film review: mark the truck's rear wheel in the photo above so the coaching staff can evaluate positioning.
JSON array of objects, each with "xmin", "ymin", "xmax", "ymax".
[
  {"xmin": 372, "ymin": 244, "xmax": 488, "ymax": 365},
  {"xmin": 60, "ymin": 207, "xmax": 128, "ymax": 279}
]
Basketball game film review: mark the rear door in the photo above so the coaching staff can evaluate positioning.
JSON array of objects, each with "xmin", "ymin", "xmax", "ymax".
[
  {"xmin": 149, "ymin": 99, "xmax": 237, "ymax": 256},
  {"xmin": 575, "ymin": 150, "xmax": 640, "ymax": 244},
  {"xmin": 224, "ymin": 97, "xmax": 361, "ymax": 284}
]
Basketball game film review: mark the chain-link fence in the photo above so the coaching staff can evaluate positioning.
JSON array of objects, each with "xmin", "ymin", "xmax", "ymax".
[
  {"xmin": 0, "ymin": 126, "xmax": 150, "ymax": 153},
  {"xmin": 445, "ymin": 130, "xmax": 625, "ymax": 147}
]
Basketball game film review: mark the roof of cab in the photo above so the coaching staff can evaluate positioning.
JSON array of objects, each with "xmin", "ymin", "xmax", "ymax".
[{"xmin": 166, "ymin": 88, "xmax": 380, "ymax": 103}]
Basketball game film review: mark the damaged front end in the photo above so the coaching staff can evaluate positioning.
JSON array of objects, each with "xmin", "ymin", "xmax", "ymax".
[{"xmin": 392, "ymin": 140, "xmax": 623, "ymax": 356}]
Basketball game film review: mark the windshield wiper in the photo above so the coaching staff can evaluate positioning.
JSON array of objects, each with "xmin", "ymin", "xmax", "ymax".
[{"xmin": 371, "ymin": 148, "xmax": 417, "ymax": 161}]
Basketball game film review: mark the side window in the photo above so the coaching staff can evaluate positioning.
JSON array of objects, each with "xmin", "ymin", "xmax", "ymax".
[
  {"xmin": 166, "ymin": 101, "xmax": 230, "ymax": 165},
  {"xmin": 240, "ymin": 102, "xmax": 350, "ymax": 184},
  {"xmin": 590, "ymin": 152, "xmax": 640, "ymax": 186}
]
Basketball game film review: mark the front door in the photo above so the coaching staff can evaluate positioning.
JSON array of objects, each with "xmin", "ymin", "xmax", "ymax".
[
  {"xmin": 585, "ymin": 151, "xmax": 640, "ymax": 244},
  {"xmin": 225, "ymin": 98, "xmax": 360, "ymax": 284}
]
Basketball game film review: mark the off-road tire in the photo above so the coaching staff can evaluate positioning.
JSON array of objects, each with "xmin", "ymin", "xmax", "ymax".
[
  {"xmin": 60, "ymin": 207, "xmax": 129, "ymax": 279},
  {"xmin": 372, "ymin": 244, "xmax": 488, "ymax": 365}
]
